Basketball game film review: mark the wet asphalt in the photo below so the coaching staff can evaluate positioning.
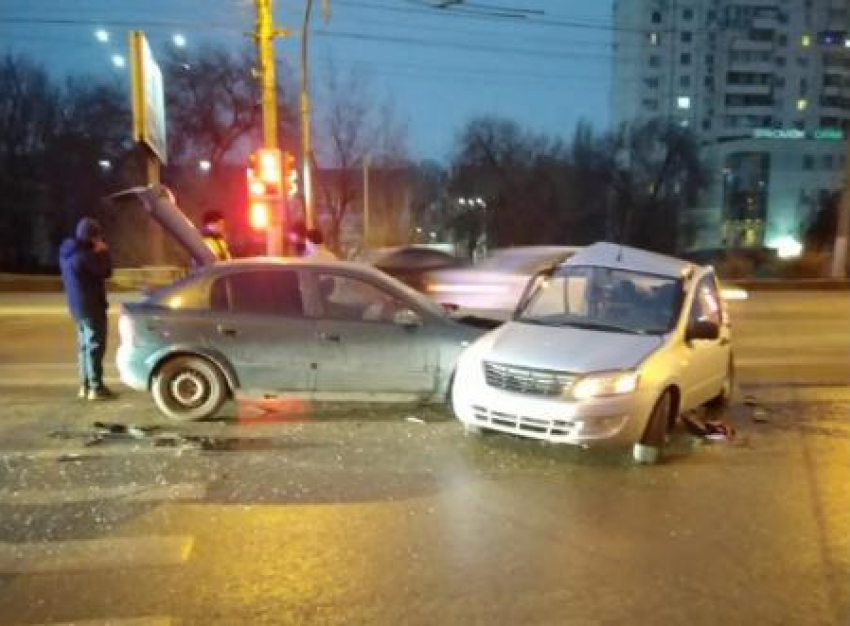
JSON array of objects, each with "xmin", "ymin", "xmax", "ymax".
[{"xmin": 0, "ymin": 387, "xmax": 847, "ymax": 625}]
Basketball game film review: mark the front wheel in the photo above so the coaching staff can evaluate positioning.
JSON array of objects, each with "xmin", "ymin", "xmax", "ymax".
[
  {"xmin": 633, "ymin": 390, "xmax": 674, "ymax": 465},
  {"xmin": 152, "ymin": 355, "xmax": 228, "ymax": 421}
]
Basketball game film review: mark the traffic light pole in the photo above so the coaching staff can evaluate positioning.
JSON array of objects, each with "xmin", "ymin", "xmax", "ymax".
[{"xmin": 255, "ymin": 0, "xmax": 285, "ymax": 256}]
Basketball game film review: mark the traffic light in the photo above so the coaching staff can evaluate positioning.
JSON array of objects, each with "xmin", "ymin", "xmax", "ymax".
[
  {"xmin": 246, "ymin": 148, "xmax": 282, "ymax": 230},
  {"xmin": 283, "ymin": 151, "xmax": 298, "ymax": 198}
]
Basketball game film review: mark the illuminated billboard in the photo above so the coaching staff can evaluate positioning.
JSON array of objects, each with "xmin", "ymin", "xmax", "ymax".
[{"xmin": 130, "ymin": 31, "xmax": 167, "ymax": 164}]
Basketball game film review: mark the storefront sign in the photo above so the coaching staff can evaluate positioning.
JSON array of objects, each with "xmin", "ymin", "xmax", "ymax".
[{"xmin": 752, "ymin": 128, "xmax": 844, "ymax": 141}]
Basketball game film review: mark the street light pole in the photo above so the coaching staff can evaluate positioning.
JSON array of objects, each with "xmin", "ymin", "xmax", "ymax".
[
  {"xmin": 832, "ymin": 137, "xmax": 850, "ymax": 277},
  {"xmin": 363, "ymin": 153, "xmax": 371, "ymax": 247},
  {"xmin": 300, "ymin": 0, "xmax": 315, "ymax": 230}
]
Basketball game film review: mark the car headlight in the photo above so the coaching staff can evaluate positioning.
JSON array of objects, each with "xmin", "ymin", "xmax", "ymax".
[{"xmin": 570, "ymin": 371, "xmax": 639, "ymax": 400}]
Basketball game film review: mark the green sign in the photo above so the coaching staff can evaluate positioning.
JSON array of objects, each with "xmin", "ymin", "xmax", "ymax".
[{"xmin": 752, "ymin": 128, "xmax": 844, "ymax": 141}]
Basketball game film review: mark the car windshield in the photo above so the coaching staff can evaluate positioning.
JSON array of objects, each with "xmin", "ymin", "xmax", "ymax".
[{"xmin": 516, "ymin": 265, "xmax": 683, "ymax": 335}]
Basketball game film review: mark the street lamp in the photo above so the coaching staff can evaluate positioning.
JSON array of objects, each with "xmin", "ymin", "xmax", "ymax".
[
  {"xmin": 95, "ymin": 29, "xmax": 109, "ymax": 43},
  {"xmin": 98, "ymin": 159, "xmax": 112, "ymax": 171},
  {"xmin": 172, "ymin": 33, "xmax": 187, "ymax": 47},
  {"xmin": 111, "ymin": 54, "xmax": 126, "ymax": 69},
  {"xmin": 199, "ymin": 160, "xmax": 211, "ymax": 172}
]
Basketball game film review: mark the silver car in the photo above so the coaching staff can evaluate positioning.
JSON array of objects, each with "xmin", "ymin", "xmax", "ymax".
[
  {"xmin": 451, "ymin": 242, "xmax": 734, "ymax": 464},
  {"xmin": 115, "ymin": 186, "xmax": 483, "ymax": 421}
]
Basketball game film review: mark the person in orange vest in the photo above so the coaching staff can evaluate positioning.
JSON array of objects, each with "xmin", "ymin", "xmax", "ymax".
[{"xmin": 201, "ymin": 210, "xmax": 232, "ymax": 261}]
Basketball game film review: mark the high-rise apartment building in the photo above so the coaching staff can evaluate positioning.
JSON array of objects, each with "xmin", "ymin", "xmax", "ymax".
[{"xmin": 612, "ymin": 0, "xmax": 850, "ymax": 251}]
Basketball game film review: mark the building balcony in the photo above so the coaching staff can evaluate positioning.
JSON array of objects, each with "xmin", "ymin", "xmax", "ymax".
[
  {"xmin": 752, "ymin": 16, "xmax": 780, "ymax": 30},
  {"xmin": 822, "ymin": 85, "xmax": 850, "ymax": 97},
  {"xmin": 730, "ymin": 38, "xmax": 775, "ymax": 52},
  {"xmin": 819, "ymin": 104, "xmax": 850, "ymax": 117},
  {"xmin": 723, "ymin": 105, "xmax": 775, "ymax": 117},
  {"xmin": 727, "ymin": 61, "xmax": 775, "ymax": 74},
  {"xmin": 724, "ymin": 83, "xmax": 772, "ymax": 96}
]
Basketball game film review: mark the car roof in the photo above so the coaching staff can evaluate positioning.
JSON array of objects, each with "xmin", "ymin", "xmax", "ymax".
[
  {"xmin": 565, "ymin": 242, "xmax": 698, "ymax": 278},
  {"xmin": 201, "ymin": 256, "xmax": 388, "ymax": 277}
]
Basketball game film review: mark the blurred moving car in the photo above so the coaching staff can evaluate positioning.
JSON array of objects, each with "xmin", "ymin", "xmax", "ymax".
[
  {"xmin": 451, "ymin": 242, "xmax": 734, "ymax": 465},
  {"xmin": 424, "ymin": 246, "xmax": 579, "ymax": 320},
  {"xmin": 114, "ymin": 186, "xmax": 484, "ymax": 421},
  {"xmin": 357, "ymin": 246, "xmax": 465, "ymax": 292}
]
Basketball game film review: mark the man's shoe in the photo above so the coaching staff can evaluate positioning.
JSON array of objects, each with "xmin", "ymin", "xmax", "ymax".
[
  {"xmin": 87, "ymin": 387, "xmax": 116, "ymax": 401},
  {"xmin": 78, "ymin": 385, "xmax": 88, "ymax": 400}
]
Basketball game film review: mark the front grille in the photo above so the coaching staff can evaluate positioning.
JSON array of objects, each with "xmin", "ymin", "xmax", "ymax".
[
  {"xmin": 472, "ymin": 405, "xmax": 574, "ymax": 437},
  {"xmin": 483, "ymin": 361, "xmax": 576, "ymax": 397}
]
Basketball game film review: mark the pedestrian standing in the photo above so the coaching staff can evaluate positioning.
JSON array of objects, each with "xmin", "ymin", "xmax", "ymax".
[
  {"xmin": 201, "ymin": 210, "xmax": 232, "ymax": 261},
  {"xmin": 304, "ymin": 227, "xmax": 337, "ymax": 260},
  {"xmin": 59, "ymin": 217, "xmax": 115, "ymax": 401}
]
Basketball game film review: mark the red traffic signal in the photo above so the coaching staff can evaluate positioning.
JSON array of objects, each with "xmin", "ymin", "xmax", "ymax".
[{"xmin": 247, "ymin": 148, "xmax": 283, "ymax": 230}]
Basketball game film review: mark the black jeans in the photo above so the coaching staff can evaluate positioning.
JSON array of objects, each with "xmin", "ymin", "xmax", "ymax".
[{"xmin": 75, "ymin": 312, "xmax": 107, "ymax": 390}]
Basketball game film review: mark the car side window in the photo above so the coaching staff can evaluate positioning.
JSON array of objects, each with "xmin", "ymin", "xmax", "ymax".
[
  {"xmin": 317, "ymin": 273, "xmax": 405, "ymax": 323},
  {"xmin": 210, "ymin": 270, "xmax": 304, "ymax": 316},
  {"xmin": 689, "ymin": 275, "xmax": 722, "ymax": 326}
]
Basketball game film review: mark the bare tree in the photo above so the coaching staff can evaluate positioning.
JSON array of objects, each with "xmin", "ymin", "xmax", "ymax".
[
  {"xmin": 163, "ymin": 45, "xmax": 267, "ymax": 169},
  {"xmin": 315, "ymin": 64, "xmax": 410, "ymax": 251}
]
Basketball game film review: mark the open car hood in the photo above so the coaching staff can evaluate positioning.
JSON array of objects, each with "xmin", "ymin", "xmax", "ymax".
[{"xmin": 109, "ymin": 185, "xmax": 216, "ymax": 267}]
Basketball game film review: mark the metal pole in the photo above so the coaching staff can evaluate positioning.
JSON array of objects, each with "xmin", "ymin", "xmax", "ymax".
[
  {"xmin": 255, "ymin": 0, "xmax": 283, "ymax": 256},
  {"xmin": 301, "ymin": 0, "xmax": 315, "ymax": 229},
  {"xmin": 831, "ymin": 137, "xmax": 850, "ymax": 277},
  {"xmin": 363, "ymin": 153, "xmax": 371, "ymax": 248}
]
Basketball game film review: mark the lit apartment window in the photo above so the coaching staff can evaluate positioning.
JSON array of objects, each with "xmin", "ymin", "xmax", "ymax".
[
  {"xmin": 677, "ymin": 96, "xmax": 692, "ymax": 109},
  {"xmin": 801, "ymin": 34, "xmax": 811, "ymax": 47},
  {"xmin": 797, "ymin": 98, "xmax": 808, "ymax": 111},
  {"xmin": 648, "ymin": 31, "xmax": 661, "ymax": 46}
]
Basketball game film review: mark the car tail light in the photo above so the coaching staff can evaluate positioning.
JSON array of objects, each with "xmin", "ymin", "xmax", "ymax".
[{"xmin": 118, "ymin": 313, "xmax": 135, "ymax": 347}]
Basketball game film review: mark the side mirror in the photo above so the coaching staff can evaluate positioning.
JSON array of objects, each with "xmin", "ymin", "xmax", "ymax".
[
  {"xmin": 393, "ymin": 308, "xmax": 422, "ymax": 328},
  {"xmin": 686, "ymin": 319, "xmax": 720, "ymax": 342}
]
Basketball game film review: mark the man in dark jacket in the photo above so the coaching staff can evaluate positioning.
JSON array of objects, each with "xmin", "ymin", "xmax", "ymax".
[{"xmin": 59, "ymin": 217, "xmax": 115, "ymax": 400}]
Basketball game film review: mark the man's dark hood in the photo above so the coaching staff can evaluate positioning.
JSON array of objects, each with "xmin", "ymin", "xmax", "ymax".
[{"xmin": 75, "ymin": 217, "xmax": 103, "ymax": 243}]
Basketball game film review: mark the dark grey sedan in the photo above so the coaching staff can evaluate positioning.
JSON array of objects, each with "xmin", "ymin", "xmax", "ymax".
[{"xmin": 114, "ymin": 186, "xmax": 483, "ymax": 421}]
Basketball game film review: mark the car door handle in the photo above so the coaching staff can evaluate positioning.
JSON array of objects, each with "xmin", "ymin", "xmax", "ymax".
[
  {"xmin": 318, "ymin": 332, "xmax": 341, "ymax": 342},
  {"xmin": 217, "ymin": 325, "xmax": 238, "ymax": 337}
]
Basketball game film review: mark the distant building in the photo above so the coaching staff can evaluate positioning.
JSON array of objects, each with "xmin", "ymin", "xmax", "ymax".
[{"xmin": 612, "ymin": 0, "xmax": 850, "ymax": 252}]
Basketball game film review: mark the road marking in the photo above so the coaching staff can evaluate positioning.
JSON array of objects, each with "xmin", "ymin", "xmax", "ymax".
[
  {"xmin": 0, "ymin": 483, "xmax": 206, "ymax": 506},
  {"xmin": 0, "ymin": 535, "xmax": 194, "ymax": 574},
  {"xmin": 0, "ymin": 363, "xmax": 121, "ymax": 387},
  {"xmin": 740, "ymin": 386, "xmax": 850, "ymax": 403},
  {"xmin": 738, "ymin": 356, "xmax": 850, "ymax": 366},
  {"xmin": 34, "ymin": 618, "xmax": 172, "ymax": 626}
]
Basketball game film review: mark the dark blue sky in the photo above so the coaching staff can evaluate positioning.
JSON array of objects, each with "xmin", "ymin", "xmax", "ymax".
[{"xmin": 0, "ymin": 0, "xmax": 612, "ymax": 160}]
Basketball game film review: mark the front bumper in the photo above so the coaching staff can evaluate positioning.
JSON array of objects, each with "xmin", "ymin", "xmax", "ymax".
[{"xmin": 452, "ymin": 373, "xmax": 654, "ymax": 446}]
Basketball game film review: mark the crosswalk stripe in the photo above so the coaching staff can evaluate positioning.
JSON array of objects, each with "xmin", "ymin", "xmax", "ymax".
[
  {"xmin": 0, "ymin": 535, "xmax": 194, "ymax": 574},
  {"xmin": 0, "ymin": 483, "xmax": 206, "ymax": 506}
]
